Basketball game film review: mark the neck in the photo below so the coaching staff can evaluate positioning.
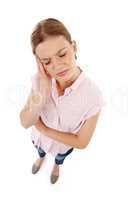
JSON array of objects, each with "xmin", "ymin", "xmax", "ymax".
[{"xmin": 56, "ymin": 66, "xmax": 82, "ymax": 91}]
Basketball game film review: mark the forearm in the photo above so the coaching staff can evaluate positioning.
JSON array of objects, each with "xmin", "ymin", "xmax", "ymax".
[
  {"xmin": 20, "ymin": 108, "xmax": 39, "ymax": 129},
  {"xmin": 36, "ymin": 122, "xmax": 82, "ymax": 149},
  {"xmin": 20, "ymin": 91, "xmax": 44, "ymax": 129}
]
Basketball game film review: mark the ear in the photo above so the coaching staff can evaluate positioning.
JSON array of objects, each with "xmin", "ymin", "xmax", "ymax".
[{"xmin": 71, "ymin": 40, "xmax": 77, "ymax": 54}]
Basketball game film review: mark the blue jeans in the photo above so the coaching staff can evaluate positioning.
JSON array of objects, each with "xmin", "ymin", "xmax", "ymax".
[{"xmin": 32, "ymin": 140, "xmax": 74, "ymax": 165}]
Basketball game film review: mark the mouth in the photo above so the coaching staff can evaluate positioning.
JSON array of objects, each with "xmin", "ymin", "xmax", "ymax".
[{"xmin": 56, "ymin": 69, "xmax": 69, "ymax": 77}]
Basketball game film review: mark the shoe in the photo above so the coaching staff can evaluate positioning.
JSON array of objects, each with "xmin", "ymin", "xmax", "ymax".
[
  {"xmin": 50, "ymin": 174, "xmax": 59, "ymax": 184},
  {"xmin": 31, "ymin": 157, "xmax": 45, "ymax": 174},
  {"xmin": 32, "ymin": 164, "xmax": 40, "ymax": 174},
  {"xmin": 50, "ymin": 164, "xmax": 59, "ymax": 184}
]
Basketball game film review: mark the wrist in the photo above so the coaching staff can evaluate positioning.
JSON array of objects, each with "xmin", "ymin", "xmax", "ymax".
[{"xmin": 30, "ymin": 92, "xmax": 46, "ymax": 107}]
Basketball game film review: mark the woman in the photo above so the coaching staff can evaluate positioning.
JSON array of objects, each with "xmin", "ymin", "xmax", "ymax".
[{"xmin": 20, "ymin": 18, "xmax": 105, "ymax": 184}]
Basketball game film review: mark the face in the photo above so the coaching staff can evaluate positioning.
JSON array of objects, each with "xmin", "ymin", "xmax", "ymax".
[{"xmin": 35, "ymin": 35, "xmax": 77, "ymax": 82}]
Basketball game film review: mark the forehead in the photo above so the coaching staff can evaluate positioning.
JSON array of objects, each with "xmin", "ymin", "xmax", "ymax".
[{"xmin": 35, "ymin": 35, "xmax": 70, "ymax": 59}]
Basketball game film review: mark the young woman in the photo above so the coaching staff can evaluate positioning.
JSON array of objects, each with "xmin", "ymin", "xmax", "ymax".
[{"xmin": 20, "ymin": 18, "xmax": 105, "ymax": 184}]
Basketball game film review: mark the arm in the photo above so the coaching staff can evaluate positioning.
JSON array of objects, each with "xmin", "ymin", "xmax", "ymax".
[
  {"xmin": 35, "ymin": 111, "xmax": 101, "ymax": 149},
  {"xmin": 20, "ymin": 56, "xmax": 52, "ymax": 129},
  {"xmin": 19, "ymin": 89, "xmax": 46, "ymax": 129}
]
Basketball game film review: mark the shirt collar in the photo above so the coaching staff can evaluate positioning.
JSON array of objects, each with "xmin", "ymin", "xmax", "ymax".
[{"xmin": 70, "ymin": 68, "xmax": 86, "ymax": 90}]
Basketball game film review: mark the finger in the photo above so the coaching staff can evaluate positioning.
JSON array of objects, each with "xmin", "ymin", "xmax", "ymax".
[
  {"xmin": 35, "ymin": 55, "xmax": 52, "ymax": 79},
  {"xmin": 35, "ymin": 56, "xmax": 52, "ymax": 93},
  {"xmin": 35, "ymin": 55, "xmax": 46, "ymax": 76},
  {"xmin": 35, "ymin": 55, "xmax": 42, "ymax": 74}
]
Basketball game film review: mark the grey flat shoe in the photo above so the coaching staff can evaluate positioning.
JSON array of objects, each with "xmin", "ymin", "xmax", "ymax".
[
  {"xmin": 50, "ymin": 174, "xmax": 59, "ymax": 184},
  {"xmin": 32, "ymin": 164, "xmax": 40, "ymax": 174}
]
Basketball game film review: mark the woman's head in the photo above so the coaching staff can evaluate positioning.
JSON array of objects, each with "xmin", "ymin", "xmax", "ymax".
[{"xmin": 30, "ymin": 18, "xmax": 78, "ymax": 81}]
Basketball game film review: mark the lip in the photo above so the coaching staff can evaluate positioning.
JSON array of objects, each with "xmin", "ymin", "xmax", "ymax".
[{"xmin": 56, "ymin": 69, "xmax": 69, "ymax": 76}]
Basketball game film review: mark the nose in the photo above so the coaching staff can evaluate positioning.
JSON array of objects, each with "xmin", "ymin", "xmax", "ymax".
[{"xmin": 51, "ymin": 56, "xmax": 61, "ymax": 70}]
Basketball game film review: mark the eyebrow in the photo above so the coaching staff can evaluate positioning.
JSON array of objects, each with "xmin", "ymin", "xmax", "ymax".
[{"xmin": 40, "ymin": 47, "xmax": 67, "ymax": 61}]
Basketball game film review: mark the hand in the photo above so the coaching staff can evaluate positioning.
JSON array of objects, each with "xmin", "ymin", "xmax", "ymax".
[
  {"xmin": 36, "ymin": 56, "xmax": 52, "ymax": 92},
  {"xmin": 35, "ymin": 117, "xmax": 48, "ymax": 132},
  {"xmin": 30, "ymin": 56, "xmax": 52, "ymax": 108}
]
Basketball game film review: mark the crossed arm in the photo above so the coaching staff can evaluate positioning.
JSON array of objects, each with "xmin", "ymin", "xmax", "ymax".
[{"xmin": 34, "ymin": 111, "xmax": 101, "ymax": 149}]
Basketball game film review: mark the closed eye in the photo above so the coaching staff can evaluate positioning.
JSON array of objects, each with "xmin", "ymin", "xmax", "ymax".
[
  {"xmin": 45, "ymin": 61, "xmax": 50, "ymax": 65},
  {"xmin": 59, "ymin": 53, "xmax": 66, "ymax": 57},
  {"xmin": 44, "ymin": 53, "xmax": 66, "ymax": 65}
]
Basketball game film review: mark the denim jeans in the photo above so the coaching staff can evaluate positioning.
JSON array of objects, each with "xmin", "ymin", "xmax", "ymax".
[{"xmin": 32, "ymin": 140, "xmax": 74, "ymax": 165}]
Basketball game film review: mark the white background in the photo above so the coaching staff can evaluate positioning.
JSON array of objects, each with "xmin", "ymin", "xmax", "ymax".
[{"xmin": 0, "ymin": 0, "xmax": 132, "ymax": 199}]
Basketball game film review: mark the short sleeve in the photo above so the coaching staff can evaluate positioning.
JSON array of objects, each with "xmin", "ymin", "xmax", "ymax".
[
  {"xmin": 71, "ymin": 82, "xmax": 105, "ymax": 134},
  {"xmin": 84, "ymin": 87, "xmax": 105, "ymax": 119}
]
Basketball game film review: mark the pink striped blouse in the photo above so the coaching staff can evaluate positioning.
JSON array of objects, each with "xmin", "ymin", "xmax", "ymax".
[{"xmin": 30, "ymin": 67, "xmax": 105, "ymax": 156}]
